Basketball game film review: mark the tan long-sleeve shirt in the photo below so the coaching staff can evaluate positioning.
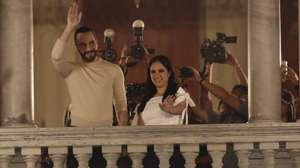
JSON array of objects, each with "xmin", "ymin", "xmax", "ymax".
[{"xmin": 52, "ymin": 39, "xmax": 127, "ymax": 127}]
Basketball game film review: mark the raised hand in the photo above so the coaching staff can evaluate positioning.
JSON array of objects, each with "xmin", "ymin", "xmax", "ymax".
[
  {"xmin": 66, "ymin": 3, "xmax": 82, "ymax": 30},
  {"xmin": 159, "ymin": 96, "xmax": 186, "ymax": 114},
  {"xmin": 226, "ymin": 52, "xmax": 240, "ymax": 67}
]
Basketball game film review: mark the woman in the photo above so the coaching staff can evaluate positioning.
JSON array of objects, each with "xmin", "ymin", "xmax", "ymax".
[{"xmin": 135, "ymin": 55, "xmax": 195, "ymax": 125}]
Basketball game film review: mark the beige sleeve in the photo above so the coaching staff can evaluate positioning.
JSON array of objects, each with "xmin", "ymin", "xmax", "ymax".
[
  {"xmin": 113, "ymin": 66, "xmax": 127, "ymax": 112},
  {"xmin": 51, "ymin": 38, "xmax": 77, "ymax": 77}
]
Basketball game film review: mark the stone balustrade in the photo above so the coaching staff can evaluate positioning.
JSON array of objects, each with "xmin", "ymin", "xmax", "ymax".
[{"xmin": 0, "ymin": 123, "xmax": 299, "ymax": 167}]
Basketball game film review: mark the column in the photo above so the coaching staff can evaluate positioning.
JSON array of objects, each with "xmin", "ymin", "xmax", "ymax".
[
  {"xmin": 0, "ymin": 148, "xmax": 14, "ymax": 168},
  {"xmin": 48, "ymin": 147, "xmax": 67, "ymax": 168},
  {"xmin": 22, "ymin": 147, "xmax": 41, "ymax": 168},
  {"xmin": 181, "ymin": 144, "xmax": 198, "ymax": 168},
  {"xmin": 235, "ymin": 143, "xmax": 252, "ymax": 168},
  {"xmin": 102, "ymin": 145, "xmax": 120, "ymax": 168},
  {"xmin": 155, "ymin": 144, "xmax": 173, "ymax": 168},
  {"xmin": 0, "ymin": 0, "xmax": 34, "ymax": 127},
  {"xmin": 128, "ymin": 145, "xmax": 147, "ymax": 168},
  {"xmin": 261, "ymin": 142, "xmax": 279, "ymax": 168},
  {"xmin": 73, "ymin": 146, "xmax": 92, "ymax": 168},
  {"xmin": 207, "ymin": 143, "xmax": 226, "ymax": 168},
  {"xmin": 298, "ymin": 0, "xmax": 300, "ymax": 122},
  {"xmin": 248, "ymin": 0, "xmax": 281, "ymax": 122},
  {"xmin": 286, "ymin": 142, "xmax": 300, "ymax": 168}
]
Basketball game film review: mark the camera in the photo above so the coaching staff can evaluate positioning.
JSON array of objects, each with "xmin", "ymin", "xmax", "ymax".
[
  {"xmin": 101, "ymin": 29, "xmax": 118, "ymax": 62},
  {"xmin": 201, "ymin": 33, "xmax": 237, "ymax": 63}
]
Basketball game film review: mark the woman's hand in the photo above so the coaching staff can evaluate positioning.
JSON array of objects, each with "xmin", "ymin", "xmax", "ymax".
[{"xmin": 159, "ymin": 96, "xmax": 186, "ymax": 114}]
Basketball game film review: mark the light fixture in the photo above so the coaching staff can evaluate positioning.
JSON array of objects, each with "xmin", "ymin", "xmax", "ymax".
[{"xmin": 134, "ymin": 0, "xmax": 141, "ymax": 8}]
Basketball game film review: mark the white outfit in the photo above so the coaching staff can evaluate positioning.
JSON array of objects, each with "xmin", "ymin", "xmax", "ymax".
[{"xmin": 142, "ymin": 87, "xmax": 195, "ymax": 125}]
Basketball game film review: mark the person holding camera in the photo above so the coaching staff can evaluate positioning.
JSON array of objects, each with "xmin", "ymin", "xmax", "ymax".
[
  {"xmin": 281, "ymin": 61, "xmax": 299, "ymax": 122},
  {"xmin": 183, "ymin": 52, "xmax": 248, "ymax": 124},
  {"xmin": 51, "ymin": 3, "xmax": 128, "ymax": 127}
]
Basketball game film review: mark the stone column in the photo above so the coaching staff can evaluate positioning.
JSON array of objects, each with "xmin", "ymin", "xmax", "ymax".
[
  {"xmin": 102, "ymin": 146, "xmax": 120, "ymax": 168},
  {"xmin": 207, "ymin": 144, "xmax": 226, "ymax": 168},
  {"xmin": 0, "ymin": 0, "xmax": 34, "ymax": 126},
  {"xmin": 128, "ymin": 145, "xmax": 147, "ymax": 168},
  {"xmin": 248, "ymin": 0, "xmax": 281, "ymax": 122},
  {"xmin": 73, "ymin": 146, "xmax": 92, "ymax": 168},
  {"xmin": 181, "ymin": 144, "xmax": 198, "ymax": 168},
  {"xmin": 298, "ymin": 0, "xmax": 300, "ymax": 122}
]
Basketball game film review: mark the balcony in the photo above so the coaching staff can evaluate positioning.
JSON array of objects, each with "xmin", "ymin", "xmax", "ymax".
[{"xmin": 1, "ymin": 123, "xmax": 300, "ymax": 167}]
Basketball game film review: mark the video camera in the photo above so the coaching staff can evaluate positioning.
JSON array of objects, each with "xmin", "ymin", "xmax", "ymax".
[
  {"xmin": 101, "ymin": 29, "xmax": 118, "ymax": 62},
  {"xmin": 201, "ymin": 33, "xmax": 237, "ymax": 63}
]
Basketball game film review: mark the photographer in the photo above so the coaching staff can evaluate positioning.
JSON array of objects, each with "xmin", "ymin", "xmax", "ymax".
[
  {"xmin": 183, "ymin": 52, "xmax": 248, "ymax": 124},
  {"xmin": 281, "ymin": 62, "xmax": 299, "ymax": 122}
]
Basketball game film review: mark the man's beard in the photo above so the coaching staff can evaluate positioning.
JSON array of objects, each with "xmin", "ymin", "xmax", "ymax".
[{"xmin": 80, "ymin": 50, "xmax": 98, "ymax": 62}]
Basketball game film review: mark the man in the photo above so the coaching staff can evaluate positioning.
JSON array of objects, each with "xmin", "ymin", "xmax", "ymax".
[
  {"xmin": 183, "ymin": 53, "xmax": 248, "ymax": 123},
  {"xmin": 281, "ymin": 62, "xmax": 299, "ymax": 122},
  {"xmin": 51, "ymin": 3, "xmax": 128, "ymax": 127}
]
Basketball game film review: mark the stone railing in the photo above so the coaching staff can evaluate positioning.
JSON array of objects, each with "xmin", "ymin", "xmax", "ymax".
[{"xmin": 1, "ymin": 123, "xmax": 300, "ymax": 168}]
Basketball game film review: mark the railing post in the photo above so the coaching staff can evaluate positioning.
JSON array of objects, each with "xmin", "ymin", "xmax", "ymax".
[
  {"xmin": 128, "ymin": 145, "xmax": 147, "ymax": 168},
  {"xmin": 261, "ymin": 142, "xmax": 279, "ymax": 168},
  {"xmin": 73, "ymin": 146, "xmax": 92, "ymax": 168},
  {"xmin": 48, "ymin": 147, "xmax": 67, "ymax": 168},
  {"xmin": 181, "ymin": 144, "xmax": 198, "ymax": 168},
  {"xmin": 22, "ymin": 147, "xmax": 40, "ymax": 168},
  {"xmin": 0, "ymin": 148, "xmax": 14, "ymax": 168},
  {"xmin": 287, "ymin": 142, "xmax": 300, "ymax": 168},
  {"xmin": 235, "ymin": 143, "xmax": 252, "ymax": 168},
  {"xmin": 155, "ymin": 144, "xmax": 173, "ymax": 168},
  {"xmin": 208, "ymin": 143, "xmax": 226, "ymax": 168},
  {"xmin": 0, "ymin": 155, "xmax": 11, "ymax": 168},
  {"xmin": 102, "ymin": 145, "xmax": 120, "ymax": 168}
]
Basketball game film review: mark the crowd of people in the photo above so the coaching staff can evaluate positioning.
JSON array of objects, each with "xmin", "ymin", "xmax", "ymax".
[
  {"xmin": 51, "ymin": 3, "xmax": 300, "ymax": 128},
  {"xmin": 47, "ymin": 2, "xmax": 300, "ymax": 168}
]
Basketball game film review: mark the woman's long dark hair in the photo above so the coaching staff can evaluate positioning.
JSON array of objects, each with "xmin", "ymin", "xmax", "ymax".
[{"xmin": 137, "ymin": 55, "xmax": 179, "ymax": 113}]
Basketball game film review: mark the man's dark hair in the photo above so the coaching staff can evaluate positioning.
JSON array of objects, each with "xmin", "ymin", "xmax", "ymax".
[
  {"xmin": 232, "ymin": 84, "xmax": 248, "ymax": 97},
  {"xmin": 74, "ymin": 26, "xmax": 97, "ymax": 45}
]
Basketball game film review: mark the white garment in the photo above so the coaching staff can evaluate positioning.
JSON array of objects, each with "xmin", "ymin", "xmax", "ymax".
[{"xmin": 142, "ymin": 87, "xmax": 195, "ymax": 125}]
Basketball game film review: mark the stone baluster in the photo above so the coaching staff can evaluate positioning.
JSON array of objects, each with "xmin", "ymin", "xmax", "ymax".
[
  {"xmin": 128, "ymin": 145, "xmax": 147, "ymax": 168},
  {"xmin": 102, "ymin": 145, "xmax": 120, "ymax": 168},
  {"xmin": 181, "ymin": 144, "xmax": 198, "ymax": 168},
  {"xmin": 73, "ymin": 146, "xmax": 92, "ymax": 168},
  {"xmin": 207, "ymin": 143, "xmax": 226, "ymax": 168},
  {"xmin": 261, "ymin": 142, "xmax": 279, "ymax": 168},
  {"xmin": 48, "ymin": 147, "xmax": 67, "ymax": 168},
  {"xmin": 155, "ymin": 144, "xmax": 173, "ymax": 168},
  {"xmin": 235, "ymin": 143, "xmax": 252, "ymax": 168},
  {"xmin": 287, "ymin": 142, "xmax": 300, "ymax": 168},
  {"xmin": 0, "ymin": 148, "xmax": 14, "ymax": 168},
  {"xmin": 22, "ymin": 147, "xmax": 40, "ymax": 168}
]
